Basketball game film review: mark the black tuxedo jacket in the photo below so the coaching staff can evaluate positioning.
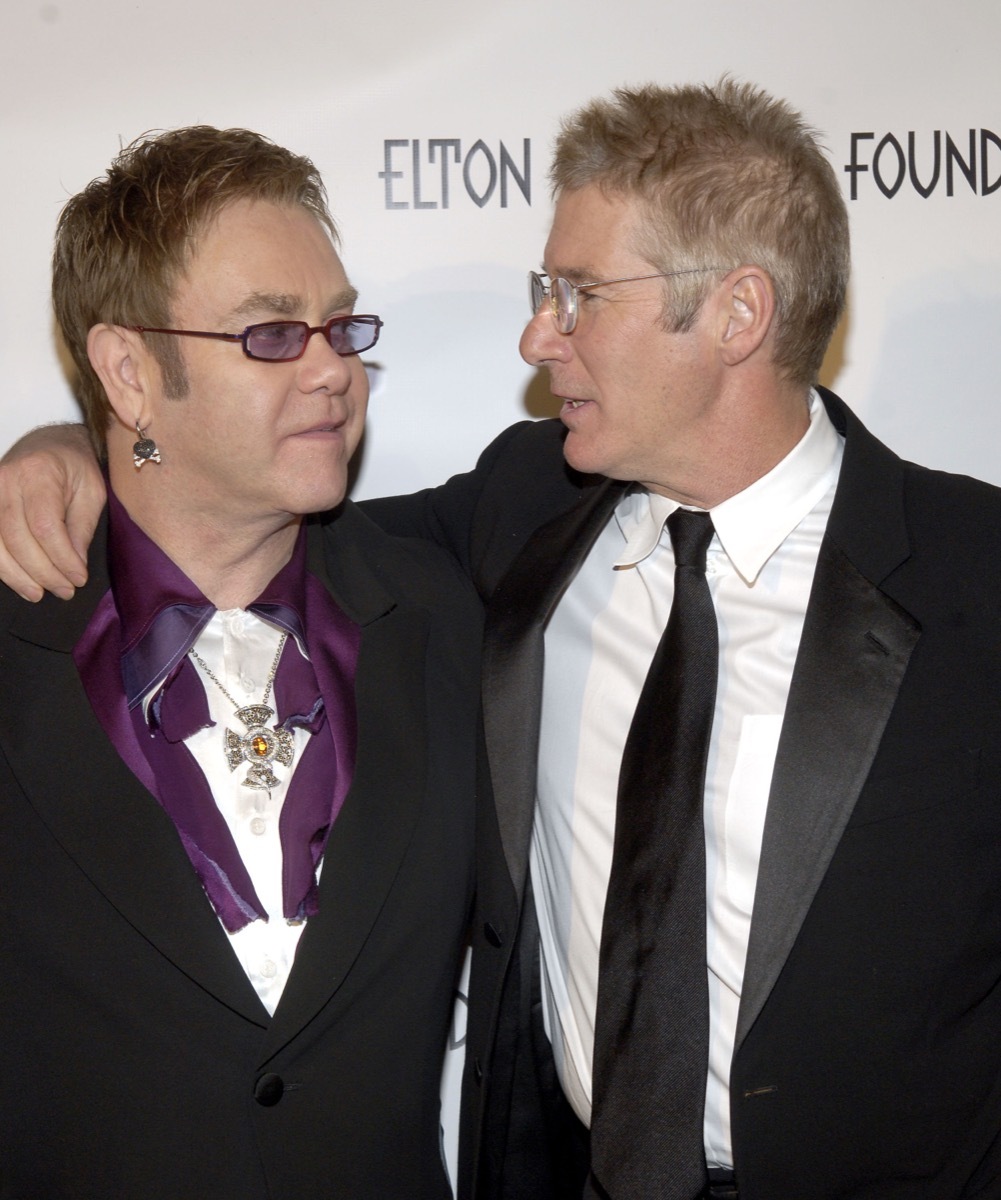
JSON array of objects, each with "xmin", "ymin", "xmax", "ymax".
[
  {"xmin": 0, "ymin": 501, "xmax": 482, "ymax": 1200},
  {"xmin": 368, "ymin": 389, "xmax": 1001, "ymax": 1199}
]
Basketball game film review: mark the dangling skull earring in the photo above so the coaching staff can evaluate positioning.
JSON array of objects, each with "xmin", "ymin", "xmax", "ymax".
[{"xmin": 132, "ymin": 422, "xmax": 161, "ymax": 469}]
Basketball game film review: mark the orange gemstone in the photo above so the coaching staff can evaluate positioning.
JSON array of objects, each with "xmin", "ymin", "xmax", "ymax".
[{"xmin": 251, "ymin": 735, "xmax": 269, "ymax": 757}]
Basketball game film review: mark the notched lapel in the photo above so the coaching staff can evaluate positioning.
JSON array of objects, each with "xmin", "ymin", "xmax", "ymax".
[
  {"xmin": 736, "ymin": 535, "xmax": 920, "ymax": 1049},
  {"xmin": 0, "ymin": 628, "xmax": 266, "ymax": 1025},
  {"xmin": 482, "ymin": 479, "xmax": 622, "ymax": 896},
  {"xmin": 264, "ymin": 536, "xmax": 430, "ymax": 1052}
]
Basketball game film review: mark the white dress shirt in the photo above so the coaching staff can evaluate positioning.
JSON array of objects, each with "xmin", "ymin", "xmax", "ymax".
[
  {"xmin": 531, "ymin": 391, "xmax": 844, "ymax": 1167},
  {"xmin": 152, "ymin": 609, "xmax": 314, "ymax": 1016}
]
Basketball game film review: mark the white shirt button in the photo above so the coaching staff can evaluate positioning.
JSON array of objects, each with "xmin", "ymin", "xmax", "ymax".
[
  {"xmin": 250, "ymin": 817, "xmax": 267, "ymax": 836},
  {"xmin": 226, "ymin": 610, "xmax": 249, "ymax": 634},
  {"xmin": 261, "ymin": 959, "xmax": 278, "ymax": 979}
]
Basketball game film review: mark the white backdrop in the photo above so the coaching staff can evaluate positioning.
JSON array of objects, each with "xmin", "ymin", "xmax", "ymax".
[
  {"xmin": 2, "ymin": 0, "xmax": 998, "ymax": 1187},
  {"xmin": 2, "ymin": 0, "xmax": 1000, "ymax": 500}
]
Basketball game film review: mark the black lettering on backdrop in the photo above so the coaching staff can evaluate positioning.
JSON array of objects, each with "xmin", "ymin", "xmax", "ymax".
[
  {"xmin": 379, "ymin": 139, "xmax": 532, "ymax": 209},
  {"xmin": 982, "ymin": 129, "xmax": 1001, "ymax": 195},
  {"xmin": 499, "ymin": 142, "xmax": 530, "ymax": 206},
  {"xmin": 908, "ymin": 131, "xmax": 940, "ymax": 198},
  {"xmin": 380, "ymin": 140, "xmax": 408, "ymax": 210},
  {"xmin": 947, "ymin": 131, "xmax": 976, "ymax": 194},
  {"xmin": 873, "ymin": 133, "xmax": 906, "ymax": 198},
  {"xmin": 844, "ymin": 128, "xmax": 1001, "ymax": 198},
  {"xmin": 429, "ymin": 140, "xmax": 461, "ymax": 208},
  {"xmin": 463, "ymin": 140, "xmax": 497, "ymax": 207}
]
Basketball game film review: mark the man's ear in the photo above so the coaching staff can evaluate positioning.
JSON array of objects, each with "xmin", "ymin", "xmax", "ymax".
[
  {"xmin": 718, "ymin": 267, "xmax": 776, "ymax": 367},
  {"xmin": 87, "ymin": 324, "xmax": 154, "ymax": 432}
]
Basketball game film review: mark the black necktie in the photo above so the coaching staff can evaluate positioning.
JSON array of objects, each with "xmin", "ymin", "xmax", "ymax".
[{"xmin": 589, "ymin": 508, "xmax": 718, "ymax": 1200}]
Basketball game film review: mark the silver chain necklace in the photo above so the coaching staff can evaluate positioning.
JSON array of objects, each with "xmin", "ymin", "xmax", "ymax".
[{"xmin": 189, "ymin": 631, "xmax": 295, "ymax": 792}]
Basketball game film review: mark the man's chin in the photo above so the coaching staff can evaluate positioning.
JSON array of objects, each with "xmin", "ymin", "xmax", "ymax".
[
  {"xmin": 300, "ymin": 484, "xmax": 349, "ymax": 516},
  {"xmin": 280, "ymin": 468, "xmax": 351, "ymax": 518},
  {"xmin": 561, "ymin": 432, "xmax": 610, "ymax": 480}
]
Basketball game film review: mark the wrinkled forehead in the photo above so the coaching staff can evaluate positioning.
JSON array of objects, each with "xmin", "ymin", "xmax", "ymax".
[{"xmin": 544, "ymin": 185, "xmax": 656, "ymax": 276}]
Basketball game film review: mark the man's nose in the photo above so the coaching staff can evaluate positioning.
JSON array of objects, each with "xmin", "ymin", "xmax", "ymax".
[
  {"xmin": 519, "ymin": 307, "xmax": 571, "ymax": 366},
  {"xmin": 296, "ymin": 329, "xmax": 355, "ymax": 393}
]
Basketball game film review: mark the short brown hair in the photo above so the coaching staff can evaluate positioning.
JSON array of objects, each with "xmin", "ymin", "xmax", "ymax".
[
  {"xmin": 550, "ymin": 79, "xmax": 849, "ymax": 385},
  {"xmin": 52, "ymin": 126, "xmax": 337, "ymax": 448}
]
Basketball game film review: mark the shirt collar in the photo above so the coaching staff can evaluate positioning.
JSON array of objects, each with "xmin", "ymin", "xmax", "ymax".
[
  {"xmin": 613, "ymin": 389, "xmax": 844, "ymax": 583},
  {"xmin": 107, "ymin": 486, "xmax": 310, "ymax": 710}
]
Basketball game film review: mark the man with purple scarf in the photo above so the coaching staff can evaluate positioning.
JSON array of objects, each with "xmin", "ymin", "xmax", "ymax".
[{"xmin": 0, "ymin": 127, "xmax": 480, "ymax": 1199}]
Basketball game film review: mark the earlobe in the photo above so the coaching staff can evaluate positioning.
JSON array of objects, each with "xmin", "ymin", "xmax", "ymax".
[
  {"xmin": 719, "ymin": 269, "xmax": 775, "ymax": 366},
  {"xmin": 87, "ymin": 324, "xmax": 153, "ymax": 431}
]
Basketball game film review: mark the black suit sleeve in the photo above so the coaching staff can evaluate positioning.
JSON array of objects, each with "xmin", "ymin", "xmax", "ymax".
[
  {"xmin": 359, "ymin": 422, "xmax": 536, "ymax": 579},
  {"xmin": 359, "ymin": 418, "xmax": 592, "ymax": 606}
]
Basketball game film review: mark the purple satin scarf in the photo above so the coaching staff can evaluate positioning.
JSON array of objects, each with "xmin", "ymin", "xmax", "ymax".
[{"xmin": 74, "ymin": 493, "xmax": 360, "ymax": 932}]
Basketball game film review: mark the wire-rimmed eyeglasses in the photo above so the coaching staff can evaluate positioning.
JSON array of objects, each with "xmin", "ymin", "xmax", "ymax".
[
  {"xmin": 128, "ymin": 314, "xmax": 383, "ymax": 362},
  {"xmin": 529, "ymin": 270, "xmax": 725, "ymax": 335}
]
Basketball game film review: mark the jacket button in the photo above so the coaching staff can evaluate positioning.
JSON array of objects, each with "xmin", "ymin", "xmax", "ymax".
[
  {"xmin": 254, "ymin": 1073, "xmax": 285, "ymax": 1106},
  {"xmin": 483, "ymin": 922, "xmax": 504, "ymax": 947}
]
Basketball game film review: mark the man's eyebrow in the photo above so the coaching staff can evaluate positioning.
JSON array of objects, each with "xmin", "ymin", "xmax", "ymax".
[
  {"xmin": 542, "ymin": 264, "xmax": 596, "ymax": 285},
  {"xmin": 328, "ymin": 285, "xmax": 359, "ymax": 313},
  {"xmin": 226, "ymin": 286, "xmax": 360, "ymax": 323},
  {"xmin": 230, "ymin": 292, "xmax": 303, "ymax": 321}
]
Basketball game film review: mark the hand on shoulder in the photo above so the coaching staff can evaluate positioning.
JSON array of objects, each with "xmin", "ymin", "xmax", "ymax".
[{"xmin": 0, "ymin": 423, "xmax": 105, "ymax": 601}]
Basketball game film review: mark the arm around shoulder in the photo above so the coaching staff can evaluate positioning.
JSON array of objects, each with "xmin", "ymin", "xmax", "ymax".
[
  {"xmin": 0, "ymin": 422, "xmax": 105, "ymax": 602},
  {"xmin": 359, "ymin": 419, "xmax": 567, "ymax": 581}
]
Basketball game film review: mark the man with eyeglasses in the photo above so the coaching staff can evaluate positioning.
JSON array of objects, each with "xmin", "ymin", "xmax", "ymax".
[
  {"xmin": 0, "ymin": 125, "xmax": 482, "ymax": 1200},
  {"xmin": 5, "ymin": 81, "xmax": 1001, "ymax": 1200}
]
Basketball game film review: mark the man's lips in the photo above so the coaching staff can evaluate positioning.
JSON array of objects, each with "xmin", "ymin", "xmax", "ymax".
[
  {"xmin": 293, "ymin": 417, "xmax": 348, "ymax": 437},
  {"xmin": 559, "ymin": 396, "xmax": 593, "ymax": 416}
]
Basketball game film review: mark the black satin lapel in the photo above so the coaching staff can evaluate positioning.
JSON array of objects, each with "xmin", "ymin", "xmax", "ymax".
[
  {"xmin": 735, "ymin": 536, "xmax": 920, "ymax": 1049},
  {"xmin": 0, "ymin": 634, "xmax": 266, "ymax": 1026},
  {"xmin": 262, "ymin": 604, "xmax": 429, "ymax": 1050},
  {"xmin": 482, "ymin": 478, "xmax": 623, "ymax": 896}
]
